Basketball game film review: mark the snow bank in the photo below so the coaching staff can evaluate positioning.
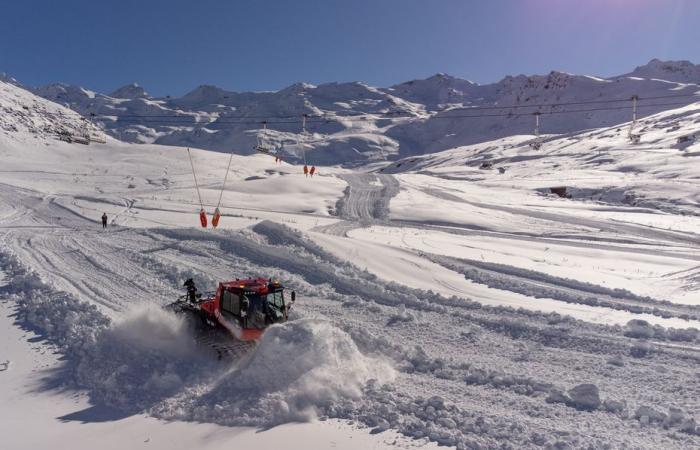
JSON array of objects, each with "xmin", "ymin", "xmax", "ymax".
[
  {"xmin": 0, "ymin": 249, "xmax": 109, "ymax": 356},
  {"xmin": 567, "ymin": 383, "xmax": 601, "ymax": 411},
  {"xmin": 624, "ymin": 319, "xmax": 655, "ymax": 338}
]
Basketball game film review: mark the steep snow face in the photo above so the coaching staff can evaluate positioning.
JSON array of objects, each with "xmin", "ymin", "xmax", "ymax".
[
  {"xmin": 622, "ymin": 59, "xmax": 700, "ymax": 84},
  {"xmin": 0, "ymin": 80, "xmax": 105, "ymax": 141},
  {"xmin": 22, "ymin": 59, "xmax": 700, "ymax": 165}
]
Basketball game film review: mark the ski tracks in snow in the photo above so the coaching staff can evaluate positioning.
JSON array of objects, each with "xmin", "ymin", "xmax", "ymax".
[
  {"xmin": 3, "ymin": 183, "xmax": 700, "ymax": 448},
  {"xmin": 429, "ymin": 254, "xmax": 700, "ymax": 322},
  {"xmin": 314, "ymin": 173, "xmax": 399, "ymax": 236}
]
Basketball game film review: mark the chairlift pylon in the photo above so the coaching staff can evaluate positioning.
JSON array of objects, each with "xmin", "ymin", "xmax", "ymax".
[
  {"xmin": 529, "ymin": 112, "xmax": 542, "ymax": 150},
  {"xmin": 87, "ymin": 113, "xmax": 107, "ymax": 144},
  {"xmin": 628, "ymin": 95, "xmax": 641, "ymax": 144},
  {"xmin": 254, "ymin": 121, "xmax": 275, "ymax": 155}
]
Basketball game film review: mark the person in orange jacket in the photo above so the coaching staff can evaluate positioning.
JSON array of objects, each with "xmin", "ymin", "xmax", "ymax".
[
  {"xmin": 310, "ymin": 166, "xmax": 316, "ymax": 177},
  {"xmin": 303, "ymin": 164, "xmax": 309, "ymax": 177}
]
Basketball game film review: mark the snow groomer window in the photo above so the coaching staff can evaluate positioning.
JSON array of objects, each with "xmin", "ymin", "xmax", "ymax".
[{"xmin": 222, "ymin": 290, "xmax": 240, "ymax": 314}]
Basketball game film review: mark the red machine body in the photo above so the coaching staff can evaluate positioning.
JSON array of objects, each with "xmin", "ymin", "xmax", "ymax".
[{"xmin": 194, "ymin": 277, "xmax": 292, "ymax": 341}]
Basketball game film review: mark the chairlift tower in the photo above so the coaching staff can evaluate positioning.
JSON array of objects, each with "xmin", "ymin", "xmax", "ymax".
[
  {"xmin": 628, "ymin": 95, "xmax": 641, "ymax": 144},
  {"xmin": 529, "ymin": 112, "xmax": 542, "ymax": 150},
  {"xmin": 254, "ymin": 121, "xmax": 276, "ymax": 155}
]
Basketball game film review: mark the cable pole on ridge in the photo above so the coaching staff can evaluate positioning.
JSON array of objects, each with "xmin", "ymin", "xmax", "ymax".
[
  {"xmin": 529, "ymin": 112, "xmax": 542, "ymax": 150},
  {"xmin": 628, "ymin": 95, "xmax": 641, "ymax": 144}
]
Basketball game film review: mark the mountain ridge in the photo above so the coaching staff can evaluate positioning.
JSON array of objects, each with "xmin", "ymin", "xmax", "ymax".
[{"xmin": 5, "ymin": 59, "xmax": 700, "ymax": 165}]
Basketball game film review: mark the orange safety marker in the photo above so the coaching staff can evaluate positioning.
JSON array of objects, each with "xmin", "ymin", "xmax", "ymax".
[{"xmin": 212, "ymin": 207, "xmax": 221, "ymax": 228}]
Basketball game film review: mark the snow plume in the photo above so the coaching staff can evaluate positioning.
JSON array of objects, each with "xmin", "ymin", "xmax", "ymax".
[
  {"xmin": 75, "ymin": 306, "xmax": 211, "ymax": 411},
  {"xmin": 161, "ymin": 319, "xmax": 396, "ymax": 427}
]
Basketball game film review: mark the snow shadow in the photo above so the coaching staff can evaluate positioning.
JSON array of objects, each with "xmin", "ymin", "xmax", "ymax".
[{"xmin": 58, "ymin": 404, "xmax": 132, "ymax": 423}]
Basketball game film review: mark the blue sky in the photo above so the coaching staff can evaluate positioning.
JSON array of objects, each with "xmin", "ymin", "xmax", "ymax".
[{"xmin": 1, "ymin": 0, "xmax": 699, "ymax": 96}]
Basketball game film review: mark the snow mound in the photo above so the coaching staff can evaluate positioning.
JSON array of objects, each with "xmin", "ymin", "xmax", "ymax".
[
  {"xmin": 566, "ymin": 383, "xmax": 601, "ymax": 411},
  {"xmin": 183, "ymin": 319, "xmax": 395, "ymax": 426},
  {"xmin": 624, "ymin": 319, "xmax": 655, "ymax": 338},
  {"xmin": 0, "ymin": 249, "xmax": 109, "ymax": 356},
  {"xmin": 241, "ymin": 319, "xmax": 394, "ymax": 395}
]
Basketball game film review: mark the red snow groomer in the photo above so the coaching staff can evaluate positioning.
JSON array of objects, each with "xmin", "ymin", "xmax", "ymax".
[{"xmin": 171, "ymin": 278, "xmax": 295, "ymax": 343}]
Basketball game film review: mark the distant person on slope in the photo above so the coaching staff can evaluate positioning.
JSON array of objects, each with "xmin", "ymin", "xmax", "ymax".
[
  {"xmin": 101, "ymin": 212, "xmax": 108, "ymax": 229},
  {"xmin": 310, "ymin": 166, "xmax": 316, "ymax": 177},
  {"xmin": 303, "ymin": 164, "xmax": 309, "ymax": 177}
]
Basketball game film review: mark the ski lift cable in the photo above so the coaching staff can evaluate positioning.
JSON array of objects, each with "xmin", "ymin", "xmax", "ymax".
[
  {"xmin": 81, "ymin": 92, "xmax": 700, "ymax": 121},
  {"xmin": 186, "ymin": 148, "xmax": 205, "ymax": 210},
  {"xmin": 87, "ymin": 98, "xmax": 697, "ymax": 125},
  {"xmin": 96, "ymin": 99, "xmax": 697, "ymax": 126},
  {"xmin": 426, "ymin": 92, "xmax": 699, "ymax": 114},
  {"xmin": 216, "ymin": 149, "xmax": 235, "ymax": 209},
  {"xmin": 629, "ymin": 95, "xmax": 638, "ymax": 135},
  {"xmin": 28, "ymin": 92, "xmax": 700, "ymax": 132},
  {"xmin": 301, "ymin": 114, "xmax": 307, "ymax": 165}
]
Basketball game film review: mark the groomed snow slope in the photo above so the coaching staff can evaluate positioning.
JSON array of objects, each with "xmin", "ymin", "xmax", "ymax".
[{"xmin": 1, "ymin": 79, "xmax": 700, "ymax": 449}]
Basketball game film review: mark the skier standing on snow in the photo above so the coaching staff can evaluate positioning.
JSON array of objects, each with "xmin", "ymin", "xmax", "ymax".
[
  {"xmin": 183, "ymin": 278, "xmax": 197, "ymax": 303},
  {"xmin": 101, "ymin": 212, "xmax": 108, "ymax": 229},
  {"xmin": 303, "ymin": 164, "xmax": 309, "ymax": 177},
  {"xmin": 310, "ymin": 166, "xmax": 316, "ymax": 177}
]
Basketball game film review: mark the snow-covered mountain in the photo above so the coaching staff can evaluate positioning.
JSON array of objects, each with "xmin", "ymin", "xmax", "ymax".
[
  {"xmin": 622, "ymin": 58, "xmax": 700, "ymax": 83},
  {"xmin": 11, "ymin": 59, "xmax": 700, "ymax": 165},
  {"xmin": 387, "ymin": 65, "xmax": 700, "ymax": 156}
]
